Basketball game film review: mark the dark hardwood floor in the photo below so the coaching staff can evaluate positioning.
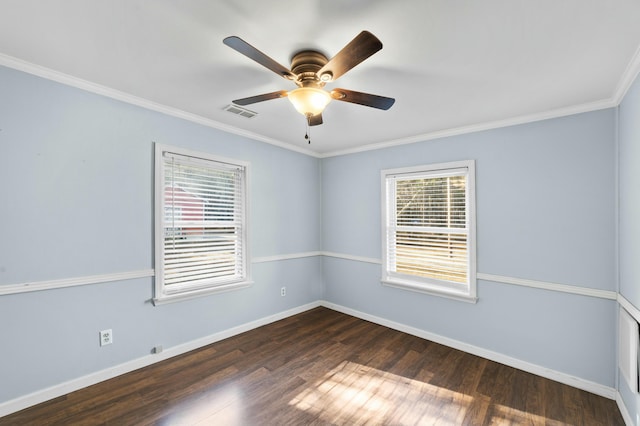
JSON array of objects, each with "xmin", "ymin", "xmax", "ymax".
[{"xmin": 1, "ymin": 307, "xmax": 624, "ymax": 425}]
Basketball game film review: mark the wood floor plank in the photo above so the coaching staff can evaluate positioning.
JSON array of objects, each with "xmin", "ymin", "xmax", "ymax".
[
  {"xmin": 0, "ymin": 307, "xmax": 624, "ymax": 426},
  {"xmin": 461, "ymin": 393, "xmax": 491, "ymax": 426},
  {"xmin": 387, "ymin": 348, "xmax": 424, "ymax": 379}
]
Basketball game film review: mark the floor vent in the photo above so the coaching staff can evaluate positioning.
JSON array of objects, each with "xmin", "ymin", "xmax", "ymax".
[{"xmin": 223, "ymin": 104, "xmax": 257, "ymax": 118}]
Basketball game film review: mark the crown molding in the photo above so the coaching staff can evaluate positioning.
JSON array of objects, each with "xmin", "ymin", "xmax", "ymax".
[
  {"xmin": 613, "ymin": 43, "xmax": 640, "ymax": 105},
  {"xmin": 319, "ymin": 44, "xmax": 640, "ymax": 158},
  {"xmin": 3, "ymin": 45, "xmax": 640, "ymax": 160},
  {"xmin": 0, "ymin": 53, "xmax": 320, "ymax": 158},
  {"xmin": 318, "ymin": 98, "xmax": 616, "ymax": 158}
]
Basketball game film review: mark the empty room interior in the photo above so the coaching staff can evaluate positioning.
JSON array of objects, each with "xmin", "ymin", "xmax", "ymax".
[{"xmin": 2, "ymin": 1, "xmax": 640, "ymax": 424}]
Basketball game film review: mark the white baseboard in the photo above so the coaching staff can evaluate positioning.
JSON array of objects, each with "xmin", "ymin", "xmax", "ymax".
[
  {"xmin": 319, "ymin": 301, "xmax": 617, "ymax": 400},
  {"xmin": 0, "ymin": 301, "xmax": 321, "ymax": 418},
  {"xmin": 0, "ymin": 299, "xmax": 619, "ymax": 418},
  {"xmin": 617, "ymin": 391, "xmax": 634, "ymax": 426}
]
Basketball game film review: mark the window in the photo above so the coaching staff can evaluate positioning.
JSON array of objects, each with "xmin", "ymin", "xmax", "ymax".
[
  {"xmin": 382, "ymin": 161, "xmax": 476, "ymax": 302},
  {"xmin": 154, "ymin": 144, "xmax": 251, "ymax": 304}
]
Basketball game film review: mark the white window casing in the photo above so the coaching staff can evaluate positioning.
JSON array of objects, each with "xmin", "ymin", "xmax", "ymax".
[
  {"xmin": 154, "ymin": 144, "xmax": 251, "ymax": 304},
  {"xmin": 381, "ymin": 160, "xmax": 477, "ymax": 303}
]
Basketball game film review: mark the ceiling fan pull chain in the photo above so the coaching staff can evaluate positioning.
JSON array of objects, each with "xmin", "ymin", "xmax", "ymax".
[{"xmin": 305, "ymin": 116, "xmax": 311, "ymax": 144}]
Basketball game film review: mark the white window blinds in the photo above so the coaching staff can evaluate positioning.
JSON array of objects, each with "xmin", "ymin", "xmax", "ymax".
[
  {"xmin": 155, "ymin": 145, "xmax": 249, "ymax": 302},
  {"xmin": 382, "ymin": 161, "xmax": 476, "ymax": 301}
]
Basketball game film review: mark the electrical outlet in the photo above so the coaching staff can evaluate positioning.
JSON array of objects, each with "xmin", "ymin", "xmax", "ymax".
[
  {"xmin": 281, "ymin": 286, "xmax": 286, "ymax": 297},
  {"xmin": 100, "ymin": 329, "xmax": 113, "ymax": 346}
]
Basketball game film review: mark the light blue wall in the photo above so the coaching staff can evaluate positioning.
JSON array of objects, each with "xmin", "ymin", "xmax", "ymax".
[
  {"xmin": 618, "ymin": 71, "xmax": 640, "ymax": 423},
  {"xmin": 322, "ymin": 109, "xmax": 617, "ymax": 386},
  {"xmin": 0, "ymin": 65, "xmax": 322, "ymax": 403},
  {"xmin": 0, "ymin": 60, "xmax": 628, "ymax": 411},
  {"xmin": 620, "ymin": 74, "xmax": 640, "ymax": 306}
]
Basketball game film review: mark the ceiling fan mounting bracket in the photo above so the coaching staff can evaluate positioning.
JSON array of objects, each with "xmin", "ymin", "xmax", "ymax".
[{"xmin": 290, "ymin": 50, "xmax": 328, "ymax": 72}]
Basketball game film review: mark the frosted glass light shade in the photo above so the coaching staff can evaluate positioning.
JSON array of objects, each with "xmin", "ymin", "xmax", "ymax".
[{"xmin": 288, "ymin": 87, "xmax": 331, "ymax": 116}]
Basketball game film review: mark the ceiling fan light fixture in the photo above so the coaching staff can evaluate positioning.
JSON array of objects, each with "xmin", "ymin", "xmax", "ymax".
[{"xmin": 288, "ymin": 87, "xmax": 331, "ymax": 117}]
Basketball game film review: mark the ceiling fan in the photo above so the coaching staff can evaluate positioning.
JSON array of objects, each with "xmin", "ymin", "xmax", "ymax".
[{"xmin": 223, "ymin": 31, "xmax": 395, "ymax": 128}]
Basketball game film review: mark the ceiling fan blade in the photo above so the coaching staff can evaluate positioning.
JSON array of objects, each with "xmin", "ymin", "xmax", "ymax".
[
  {"xmin": 317, "ymin": 31, "xmax": 383, "ymax": 82},
  {"xmin": 224, "ymin": 36, "xmax": 296, "ymax": 80},
  {"xmin": 308, "ymin": 114, "xmax": 323, "ymax": 126},
  {"xmin": 331, "ymin": 89, "xmax": 395, "ymax": 110},
  {"xmin": 233, "ymin": 90, "xmax": 288, "ymax": 106}
]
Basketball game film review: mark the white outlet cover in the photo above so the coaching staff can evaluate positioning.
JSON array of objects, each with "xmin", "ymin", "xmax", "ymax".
[{"xmin": 100, "ymin": 329, "xmax": 113, "ymax": 346}]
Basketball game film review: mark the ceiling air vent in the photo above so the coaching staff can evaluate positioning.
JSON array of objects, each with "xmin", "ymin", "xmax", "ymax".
[{"xmin": 223, "ymin": 104, "xmax": 257, "ymax": 118}]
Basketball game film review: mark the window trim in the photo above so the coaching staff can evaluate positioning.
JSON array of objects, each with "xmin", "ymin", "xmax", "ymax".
[
  {"xmin": 381, "ymin": 160, "xmax": 477, "ymax": 303},
  {"xmin": 153, "ymin": 143, "xmax": 252, "ymax": 305}
]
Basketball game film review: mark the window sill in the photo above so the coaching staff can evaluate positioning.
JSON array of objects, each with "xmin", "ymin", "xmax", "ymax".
[
  {"xmin": 381, "ymin": 278, "xmax": 477, "ymax": 304},
  {"xmin": 153, "ymin": 280, "xmax": 253, "ymax": 306}
]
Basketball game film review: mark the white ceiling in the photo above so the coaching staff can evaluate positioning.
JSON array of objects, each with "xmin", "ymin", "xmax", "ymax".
[{"xmin": 1, "ymin": 0, "xmax": 640, "ymax": 156}]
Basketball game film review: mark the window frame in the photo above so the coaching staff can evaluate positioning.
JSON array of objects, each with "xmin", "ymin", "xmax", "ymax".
[
  {"xmin": 381, "ymin": 160, "xmax": 477, "ymax": 303},
  {"xmin": 153, "ymin": 143, "xmax": 251, "ymax": 305}
]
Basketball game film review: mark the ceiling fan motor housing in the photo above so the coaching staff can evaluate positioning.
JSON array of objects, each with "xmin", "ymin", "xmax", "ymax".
[{"xmin": 291, "ymin": 50, "xmax": 329, "ymax": 87}]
